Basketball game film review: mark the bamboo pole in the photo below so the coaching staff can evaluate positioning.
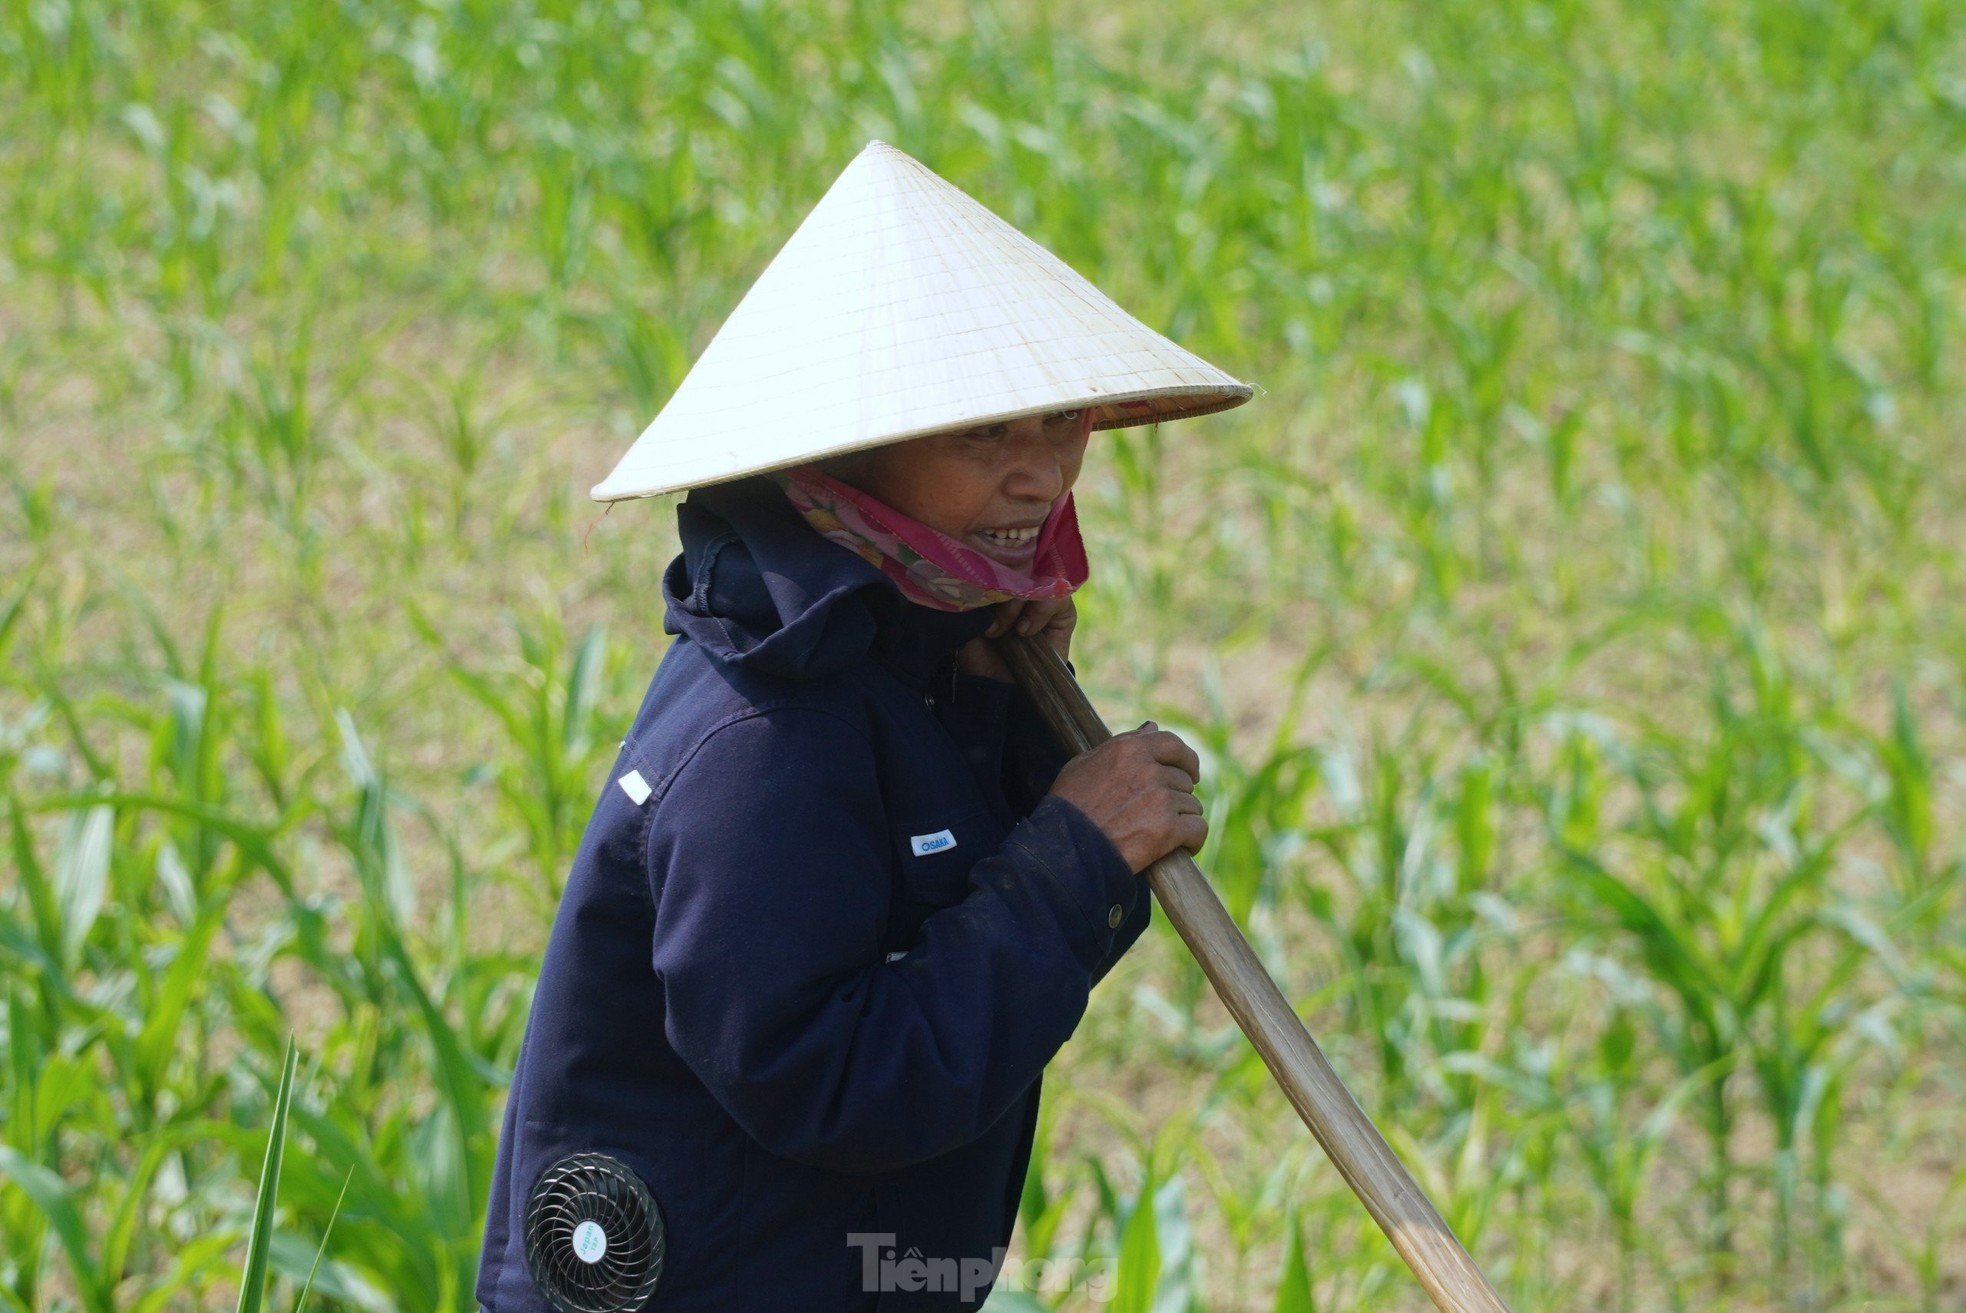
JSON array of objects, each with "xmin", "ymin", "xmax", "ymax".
[{"xmin": 997, "ymin": 633, "xmax": 1513, "ymax": 1313}]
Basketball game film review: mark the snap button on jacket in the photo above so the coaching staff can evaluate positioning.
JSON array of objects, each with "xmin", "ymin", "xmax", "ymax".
[{"xmin": 475, "ymin": 477, "xmax": 1151, "ymax": 1311}]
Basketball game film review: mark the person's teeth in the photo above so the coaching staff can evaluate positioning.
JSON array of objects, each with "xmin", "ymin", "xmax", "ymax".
[{"xmin": 982, "ymin": 527, "xmax": 1037, "ymax": 544}]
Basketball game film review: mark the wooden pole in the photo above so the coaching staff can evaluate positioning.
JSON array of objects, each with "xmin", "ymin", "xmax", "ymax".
[{"xmin": 997, "ymin": 633, "xmax": 1512, "ymax": 1313}]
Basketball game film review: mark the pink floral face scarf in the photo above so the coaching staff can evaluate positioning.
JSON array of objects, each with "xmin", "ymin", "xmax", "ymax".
[{"xmin": 775, "ymin": 465, "xmax": 1089, "ymax": 613}]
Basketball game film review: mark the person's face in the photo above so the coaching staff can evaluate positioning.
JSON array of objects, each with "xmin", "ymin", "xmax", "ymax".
[{"xmin": 846, "ymin": 408, "xmax": 1094, "ymax": 570}]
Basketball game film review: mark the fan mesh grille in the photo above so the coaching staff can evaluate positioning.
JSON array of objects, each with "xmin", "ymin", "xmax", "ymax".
[{"xmin": 523, "ymin": 1153, "xmax": 665, "ymax": 1313}]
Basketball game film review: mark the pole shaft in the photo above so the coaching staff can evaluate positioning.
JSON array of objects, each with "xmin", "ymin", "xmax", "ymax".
[{"xmin": 999, "ymin": 634, "xmax": 1512, "ymax": 1313}]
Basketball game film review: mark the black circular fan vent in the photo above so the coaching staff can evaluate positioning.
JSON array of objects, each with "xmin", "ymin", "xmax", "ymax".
[{"xmin": 523, "ymin": 1152, "xmax": 666, "ymax": 1313}]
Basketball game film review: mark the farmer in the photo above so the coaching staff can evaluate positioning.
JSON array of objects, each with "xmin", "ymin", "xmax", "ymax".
[{"xmin": 475, "ymin": 142, "xmax": 1251, "ymax": 1312}]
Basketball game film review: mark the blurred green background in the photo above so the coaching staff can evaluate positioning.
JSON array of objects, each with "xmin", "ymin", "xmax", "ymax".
[{"xmin": 3, "ymin": 0, "xmax": 1963, "ymax": 1308}]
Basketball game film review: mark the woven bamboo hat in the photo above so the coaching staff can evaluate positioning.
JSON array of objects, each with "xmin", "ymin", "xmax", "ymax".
[{"xmin": 592, "ymin": 140, "xmax": 1254, "ymax": 502}]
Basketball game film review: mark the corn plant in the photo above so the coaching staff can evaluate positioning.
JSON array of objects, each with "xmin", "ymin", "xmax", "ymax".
[{"xmin": 4, "ymin": 0, "xmax": 1964, "ymax": 1307}]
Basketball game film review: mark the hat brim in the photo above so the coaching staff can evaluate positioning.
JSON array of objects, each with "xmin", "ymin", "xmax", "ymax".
[{"xmin": 590, "ymin": 382, "xmax": 1254, "ymax": 502}]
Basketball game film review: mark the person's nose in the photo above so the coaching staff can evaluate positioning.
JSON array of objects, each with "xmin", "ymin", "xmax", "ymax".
[{"xmin": 1002, "ymin": 424, "xmax": 1066, "ymax": 504}]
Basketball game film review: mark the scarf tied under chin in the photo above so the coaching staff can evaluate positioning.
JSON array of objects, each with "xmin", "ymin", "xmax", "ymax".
[{"xmin": 774, "ymin": 466, "xmax": 1089, "ymax": 613}]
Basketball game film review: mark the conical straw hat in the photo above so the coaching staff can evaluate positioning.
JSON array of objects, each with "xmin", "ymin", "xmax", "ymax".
[{"xmin": 592, "ymin": 140, "xmax": 1254, "ymax": 502}]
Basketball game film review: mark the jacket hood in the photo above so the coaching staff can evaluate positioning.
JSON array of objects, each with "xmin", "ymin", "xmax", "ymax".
[{"xmin": 663, "ymin": 476, "xmax": 992, "ymax": 683}]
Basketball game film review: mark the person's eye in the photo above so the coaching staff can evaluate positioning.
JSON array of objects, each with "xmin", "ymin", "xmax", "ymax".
[{"xmin": 965, "ymin": 422, "xmax": 1009, "ymax": 440}]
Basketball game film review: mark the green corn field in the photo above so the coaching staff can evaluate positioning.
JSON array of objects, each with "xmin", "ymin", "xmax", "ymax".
[{"xmin": 3, "ymin": 0, "xmax": 1963, "ymax": 1308}]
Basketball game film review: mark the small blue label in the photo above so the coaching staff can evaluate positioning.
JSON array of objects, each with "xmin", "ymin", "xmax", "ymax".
[{"xmin": 910, "ymin": 829, "xmax": 957, "ymax": 856}]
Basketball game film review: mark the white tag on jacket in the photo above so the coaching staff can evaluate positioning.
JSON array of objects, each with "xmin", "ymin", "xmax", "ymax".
[
  {"xmin": 617, "ymin": 770, "xmax": 652, "ymax": 806},
  {"xmin": 909, "ymin": 829, "xmax": 957, "ymax": 857}
]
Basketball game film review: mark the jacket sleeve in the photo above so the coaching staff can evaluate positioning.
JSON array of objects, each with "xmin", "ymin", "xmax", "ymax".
[{"xmin": 646, "ymin": 705, "xmax": 1141, "ymax": 1175}]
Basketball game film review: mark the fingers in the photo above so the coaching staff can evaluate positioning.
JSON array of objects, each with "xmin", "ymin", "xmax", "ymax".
[
  {"xmin": 1166, "ymin": 786, "xmax": 1206, "ymax": 837},
  {"xmin": 1010, "ymin": 596, "xmax": 1076, "ymax": 666},
  {"xmin": 982, "ymin": 597, "xmax": 1075, "ymax": 660},
  {"xmin": 1127, "ymin": 725, "xmax": 1202, "ymax": 785},
  {"xmin": 1145, "ymin": 800, "xmax": 1209, "ymax": 870},
  {"xmin": 1039, "ymin": 601, "xmax": 1076, "ymax": 660},
  {"xmin": 1108, "ymin": 723, "xmax": 1203, "ymax": 788},
  {"xmin": 1158, "ymin": 763, "xmax": 1197, "ymax": 794},
  {"xmin": 983, "ymin": 600, "xmax": 1026, "ymax": 639},
  {"xmin": 1016, "ymin": 595, "xmax": 1075, "ymax": 637},
  {"xmin": 1173, "ymin": 811, "xmax": 1209, "ymax": 855}
]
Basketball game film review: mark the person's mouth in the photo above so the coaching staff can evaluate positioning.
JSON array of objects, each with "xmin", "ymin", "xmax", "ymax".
[{"xmin": 970, "ymin": 524, "xmax": 1042, "ymax": 564}]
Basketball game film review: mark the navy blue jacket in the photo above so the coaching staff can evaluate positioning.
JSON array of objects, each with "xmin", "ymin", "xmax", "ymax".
[{"xmin": 475, "ymin": 476, "xmax": 1152, "ymax": 1311}]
